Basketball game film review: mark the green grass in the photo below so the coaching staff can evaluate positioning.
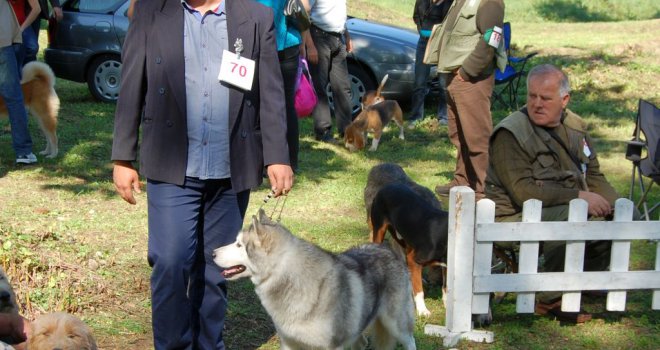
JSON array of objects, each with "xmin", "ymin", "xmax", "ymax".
[{"xmin": 1, "ymin": 0, "xmax": 659, "ymax": 349}]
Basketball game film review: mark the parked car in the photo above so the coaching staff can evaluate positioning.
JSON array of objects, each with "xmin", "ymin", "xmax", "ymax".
[{"xmin": 46, "ymin": 0, "xmax": 428, "ymax": 113}]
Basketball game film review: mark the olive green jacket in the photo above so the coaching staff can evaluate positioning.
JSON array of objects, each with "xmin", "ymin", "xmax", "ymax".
[
  {"xmin": 423, "ymin": 0, "xmax": 506, "ymax": 79},
  {"xmin": 485, "ymin": 109, "xmax": 620, "ymax": 217}
]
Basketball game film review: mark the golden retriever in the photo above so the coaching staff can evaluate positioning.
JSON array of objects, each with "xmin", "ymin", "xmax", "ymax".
[
  {"xmin": 0, "ymin": 61, "xmax": 60, "ymax": 158},
  {"xmin": 28, "ymin": 313, "xmax": 97, "ymax": 350}
]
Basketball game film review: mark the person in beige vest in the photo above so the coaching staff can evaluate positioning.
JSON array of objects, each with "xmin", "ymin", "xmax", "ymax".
[{"xmin": 425, "ymin": 0, "xmax": 505, "ymax": 200}]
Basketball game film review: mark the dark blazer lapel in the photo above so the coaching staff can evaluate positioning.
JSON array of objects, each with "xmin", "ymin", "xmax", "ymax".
[
  {"xmin": 226, "ymin": 0, "xmax": 252, "ymax": 133},
  {"xmin": 155, "ymin": 0, "xmax": 186, "ymax": 118}
]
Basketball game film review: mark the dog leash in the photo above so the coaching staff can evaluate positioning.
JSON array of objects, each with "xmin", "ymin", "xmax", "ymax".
[{"xmin": 258, "ymin": 189, "xmax": 288, "ymax": 222}]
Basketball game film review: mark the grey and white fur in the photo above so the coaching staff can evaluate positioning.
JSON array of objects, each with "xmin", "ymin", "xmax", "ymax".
[{"xmin": 213, "ymin": 209, "xmax": 417, "ymax": 350}]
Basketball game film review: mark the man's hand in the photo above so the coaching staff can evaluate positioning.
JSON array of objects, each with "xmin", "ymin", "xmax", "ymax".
[
  {"xmin": 266, "ymin": 164, "xmax": 294, "ymax": 197},
  {"xmin": 113, "ymin": 161, "xmax": 142, "ymax": 205},
  {"xmin": 306, "ymin": 41, "xmax": 318, "ymax": 65},
  {"xmin": 578, "ymin": 191, "xmax": 613, "ymax": 218},
  {"xmin": 52, "ymin": 6, "xmax": 63, "ymax": 21},
  {"xmin": 345, "ymin": 37, "xmax": 353, "ymax": 53}
]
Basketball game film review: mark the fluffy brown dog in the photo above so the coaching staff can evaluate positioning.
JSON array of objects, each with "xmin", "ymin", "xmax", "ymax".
[
  {"xmin": 344, "ymin": 100, "xmax": 404, "ymax": 152},
  {"xmin": 28, "ymin": 313, "xmax": 97, "ymax": 350},
  {"xmin": 0, "ymin": 61, "xmax": 60, "ymax": 158}
]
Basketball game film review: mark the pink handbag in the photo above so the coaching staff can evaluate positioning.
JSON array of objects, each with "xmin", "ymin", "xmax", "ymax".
[{"xmin": 294, "ymin": 58, "xmax": 318, "ymax": 118}]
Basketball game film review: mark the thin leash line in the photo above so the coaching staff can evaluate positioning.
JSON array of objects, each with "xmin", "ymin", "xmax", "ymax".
[{"xmin": 258, "ymin": 189, "xmax": 288, "ymax": 222}]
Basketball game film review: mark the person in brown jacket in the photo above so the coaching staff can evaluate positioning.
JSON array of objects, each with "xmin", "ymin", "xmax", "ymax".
[
  {"xmin": 428, "ymin": 0, "xmax": 505, "ymax": 200},
  {"xmin": 486, "ymin": 64, "xmax": 631, "ymax": 322}
]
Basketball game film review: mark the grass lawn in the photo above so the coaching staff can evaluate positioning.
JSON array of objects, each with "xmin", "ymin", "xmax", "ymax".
[{"xmin": 1, "ymin": 0, "xmax": 659, "ymax": 349}]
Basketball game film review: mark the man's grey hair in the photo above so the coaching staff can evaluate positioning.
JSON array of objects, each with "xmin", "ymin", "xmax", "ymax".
[{"xmin": 527, "ymin": 64, "xmax": 571, "ymax": 97}]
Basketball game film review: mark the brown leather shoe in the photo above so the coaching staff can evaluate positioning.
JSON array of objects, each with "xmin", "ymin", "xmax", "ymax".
[
  {"xmin": 535, "ymin": 300, "xmax": 592, "ymax": 323},
  {"xmin": 434, "ymin": 184, "xmax": 453, "ymax": 196}
]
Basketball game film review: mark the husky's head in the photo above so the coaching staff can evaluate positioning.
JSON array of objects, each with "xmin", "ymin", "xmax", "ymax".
[
  {"xmin": 213, "ymin": 209, "xmax": 284, "ymax": 281},
  {"xmin": 0, "ymin": 266, "xmax": 18, "ymax": 314}
]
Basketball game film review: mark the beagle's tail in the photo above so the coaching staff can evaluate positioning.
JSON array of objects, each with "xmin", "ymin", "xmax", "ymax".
[{"xmin": 375, "ymin": 74, "xmax": 389, "ymax": 98}]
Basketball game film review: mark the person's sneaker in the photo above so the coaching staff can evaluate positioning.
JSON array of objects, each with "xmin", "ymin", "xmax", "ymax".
[
  {"xmin": 438, "ymin": 117, "xmax": 448, "ymax": 125},
  {"xmin": 16, "ymin": 153, "xmax": 37, "ymax": 165},
  {"xmin": 317, "ymin": 133, "xmax": 338, "ymax": 145}
]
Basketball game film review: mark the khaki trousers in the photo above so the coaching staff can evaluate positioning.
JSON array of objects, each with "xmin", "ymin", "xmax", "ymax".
[{"xmin": 446, "ymin": 73, "xmax": 494, "ymax": 197}]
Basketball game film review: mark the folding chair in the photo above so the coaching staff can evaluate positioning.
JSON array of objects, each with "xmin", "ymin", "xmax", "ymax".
[
  {"xmin": 492, "ymin": 22, "xmax": 538, "ymax": 111},
  {"xmin": 625, "ymin": 99, "xmax": 660, "ymax": 220}
]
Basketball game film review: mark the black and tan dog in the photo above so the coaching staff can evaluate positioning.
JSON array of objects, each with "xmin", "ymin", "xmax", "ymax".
[
  {"xmin": 363, "ymin": 163, "xmax": 442, "ymax": 224},
  {"xmin": 344, "ymin": 75, "xmax": 404, "ymax": 152},
  {"xmin": 369, "ymin": 183, "xmax": 449, "ymax": 317}
]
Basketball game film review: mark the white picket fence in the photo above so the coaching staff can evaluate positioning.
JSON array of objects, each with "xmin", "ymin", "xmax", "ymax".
[{"xmin": 425, "ymin": 186, "xmax": 660, "ymax": 347}]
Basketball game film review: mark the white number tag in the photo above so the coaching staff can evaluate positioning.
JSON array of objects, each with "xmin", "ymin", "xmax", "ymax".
[{"xmin": 218, "ymin": 50, "xmax": 255, "ymax": 91}]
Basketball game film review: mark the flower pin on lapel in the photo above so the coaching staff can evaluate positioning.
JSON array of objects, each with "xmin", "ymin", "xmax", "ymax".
[{"xmin": 234, "ymin": 38, "xmax": 243, "ymax": 59}]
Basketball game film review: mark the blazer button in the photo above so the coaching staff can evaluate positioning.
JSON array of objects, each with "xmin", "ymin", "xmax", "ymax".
[
  {"xmin": 246, "ymin": 100, "xmax": 252, "ymax": 107},
  {"xmin": 156, "ymin": 57, "xmax": 162, "ymax": 64},
  {"xmin": 241, "ymin": 130, "xmax": 247, "ymax": 138},
  {"xmin": 159, "ymin": 87, "xmax": 165, "ymax": 95},
  {"xmin": 166, "ymin": 120, "xmax": 173, "ymax": 127}
]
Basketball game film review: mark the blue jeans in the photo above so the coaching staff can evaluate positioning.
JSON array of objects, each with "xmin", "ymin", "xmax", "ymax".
[
  {"xmin": 410, "ymin": 36, "xmax": 447, "ymax": 121},
  {"xmin": 146, "ymin": 178, "xmax": 249, "ymax": 350},
  {"xmin": 309, "ymin": 26, "xmax": 352, "ymax": 137},
  {"xmin": 25, "ymin": 21, "xmax": 41, "ymax": 64},
  {"xmin": 0, "ymin": 45, "xmax": 33, "ymax": 156}
]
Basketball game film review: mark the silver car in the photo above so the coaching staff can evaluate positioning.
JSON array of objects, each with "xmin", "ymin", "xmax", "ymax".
[
  {"xmin": 45, "ymin": 0, "xmax": 129, "ymax": 103},
  {"xmin": 46, "ymin": 0, "xmax": 424, "ymax": 111}
]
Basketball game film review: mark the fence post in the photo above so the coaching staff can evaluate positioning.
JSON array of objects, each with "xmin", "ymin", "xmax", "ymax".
[
  {"xmin": 425, "ymin": 187, "xmax": 493, "ymax": 346},
  {"xmin": 562, "ymin": 199, "xmax": 588, "ymax": 312},
  {"xmin": 473, "ymin": 199, "xmax": 496, "ymax": 315},
  {"xmin": 516, "ymin": 199, "xmax": 542, "ymax": 313},
  {"xmin": 654, "ymin": 240, "xmax": 660, "ymax": 309},
  {"xmin": 607, "ymin": 198, "xmax": 634, "ymax": 311}
]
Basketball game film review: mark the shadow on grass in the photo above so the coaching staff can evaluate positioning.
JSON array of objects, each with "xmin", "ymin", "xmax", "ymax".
[
  {"xmin": 535, "ymin": 0, "xmax": 614, "ymax": 22},
  {"xmin": 224, "ymin": 279, "xmax": 277, "ymax": 349}
]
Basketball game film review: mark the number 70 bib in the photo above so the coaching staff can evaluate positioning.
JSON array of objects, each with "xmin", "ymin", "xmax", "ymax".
[{"xmin": 218, "ymin": 50, "xmax": 255, "ymax": 91}]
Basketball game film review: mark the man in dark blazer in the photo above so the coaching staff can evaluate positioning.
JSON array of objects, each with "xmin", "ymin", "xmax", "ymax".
[{"xmin": 111, "ymin": 0, "xmax": 293, "ymax": 349}]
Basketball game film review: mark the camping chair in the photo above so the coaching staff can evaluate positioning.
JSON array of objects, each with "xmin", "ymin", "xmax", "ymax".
[
  {"xmin": 625, "ymin": 99, "xmax": 660, "ymax": 220},
  {"xmin": 492, "ymin": 22, "xmax": 538, "ymax": 111}
]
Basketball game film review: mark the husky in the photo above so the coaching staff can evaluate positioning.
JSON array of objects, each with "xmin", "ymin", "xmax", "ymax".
[{"xmin": 213, "ymin": 209, "xmax": 417, "ymax": 350}]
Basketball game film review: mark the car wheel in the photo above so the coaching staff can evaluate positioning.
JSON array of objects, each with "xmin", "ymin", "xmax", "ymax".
[
  {"xmin": 86, "ymin": 55, "xmax": 122, "ymax": 103},
  {"xmin": 327, "ymin": 62, "xmax": 376, "ymax": 116}
]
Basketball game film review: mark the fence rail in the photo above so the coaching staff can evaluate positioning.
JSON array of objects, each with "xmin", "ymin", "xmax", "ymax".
[{"xmin": 425, "ymin": 186, "xmax": 660, "ymax": 347}]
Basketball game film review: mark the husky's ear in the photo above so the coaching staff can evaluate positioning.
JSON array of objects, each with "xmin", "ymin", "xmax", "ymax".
[
  {"xmin": 252, "ymin": 211, "xmax": 269, "ymax": 238},
  {"xmin": 251, "ymin": 214, "xmax": 259, "ymax": 231},
  {"xmin": 257, "ymin": 208, "xmax": 275, "ymax": 226}
]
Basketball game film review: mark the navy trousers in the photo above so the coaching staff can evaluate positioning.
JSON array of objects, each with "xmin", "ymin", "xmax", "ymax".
[{"xmin": 147, "ymin": 177, "xmax": 249, "ymax": 350}]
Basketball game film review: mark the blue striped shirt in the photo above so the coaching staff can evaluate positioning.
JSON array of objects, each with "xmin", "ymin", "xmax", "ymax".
[{"xmin": 182, "ymin": 0, "xmax": 230, "ymax": 179}]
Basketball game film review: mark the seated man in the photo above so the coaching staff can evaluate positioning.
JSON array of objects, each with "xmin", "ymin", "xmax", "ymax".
[{"xmin": 485, "ymin": 64, "xmax": 629, "ymax": 322}]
